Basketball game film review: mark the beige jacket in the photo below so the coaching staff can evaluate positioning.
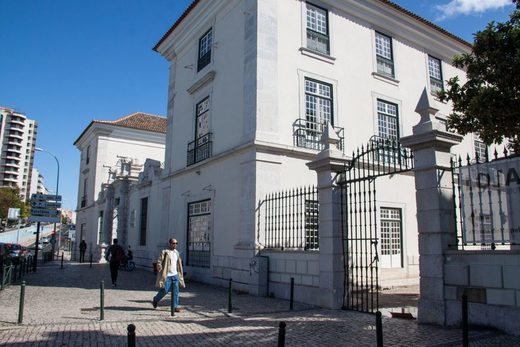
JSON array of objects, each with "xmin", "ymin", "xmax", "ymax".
[{"xmin": 155, "ymin": 249, "xmax": 185, "ymax": 289}]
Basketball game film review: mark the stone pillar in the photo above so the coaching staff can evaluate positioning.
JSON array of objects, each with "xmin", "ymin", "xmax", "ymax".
[
  {"xmin": 400, "ymin": 89, "xmax": 463, "ymax": 325},
  {"xmin": 307, "ymin": 123, "xmax": 349, "ymax": 309}
]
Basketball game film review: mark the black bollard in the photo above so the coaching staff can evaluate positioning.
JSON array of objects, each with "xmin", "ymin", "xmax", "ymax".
[
  {"xmin": 100, "ymin": 281, "xmax": 104, "ymax": 321},
  {"xmin": 90, "ymin": 254, "xmax": 93, "ymax": 268},
  {"xmin": 376, "ymin": 311, "xmax": 383, "ymax": 347},
  {"xmin": 61, "ymin": 252, "xmax": 64, "ymax": 269},
  {"xmin": 289, "ymin": 277, "xmax": 294, "ymax": 310},
  {"xmin": 170, "ymin": 281, "xmax": 175, "ymax": 317},
  {"xmin": 277, "ymin": 321, "xmax": 286, "ymax": 347},
  {"xmin": 228, "ymin": 278, "xmax": 233, "ymax": 313},
  {"xmin": 127, "ymin": 324, "xmax": 136, "ymax": 347},
  {"xmin": 18, "ymin": 281, "xmax": 25, "ymax": 324},
  {"xmin": 462, "ymin": 294, "xmax": 468, "ymax": 347}
]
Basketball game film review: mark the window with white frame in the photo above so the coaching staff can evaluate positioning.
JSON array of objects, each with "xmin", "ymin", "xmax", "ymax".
[
  {"xmin": 377, "ymin": 100, "xmax": 399, "ymax": 140},
  {"xmin": 428, "ymin": 55, "xmax": 444, "ymax": 93},
  {"xmin": 305, "ymin": 78, "xmax": 333, "ymax": 140},
  {"xmin": 474, "ymin": 140, "xmax": 487, "ymax": 161},
  {"xmin": 375, "ymin": 32, "xmax": 394, "ymax": 77},
  {"xmin": 197, "ymin": 29, "xmax": 212, "ymax": 72},
  {"xmin": 187, "ymin": 199, "xmax": 212, "ymax": 268},
  {"xmin": 380, "ymin": 207, "xmax": 402, "ymax": 268},
  {"xmin": 306, "ymin": 3, "xmax": 329, "ymax": 55}
]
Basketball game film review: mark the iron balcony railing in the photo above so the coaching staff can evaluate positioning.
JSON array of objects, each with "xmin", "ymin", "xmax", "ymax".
[
  {"xmin": 187, "ymin": 133, "xmax": 213, "ymax": 166},
  {"xmin": 293, "ymin": 118, "xmax": 344, "ymax": 151}
]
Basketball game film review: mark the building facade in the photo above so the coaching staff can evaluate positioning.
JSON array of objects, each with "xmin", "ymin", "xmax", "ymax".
[
  {"xmin": 0, "ymin": 106, "xmax": 38, "ymax": 201},
  {"xmin": 73, "ymin": 112, "xmax": 166, "ymax": 259},
  {"xmin": 30, "ymin": 168, "xmax": 49, "ymax": 195}
]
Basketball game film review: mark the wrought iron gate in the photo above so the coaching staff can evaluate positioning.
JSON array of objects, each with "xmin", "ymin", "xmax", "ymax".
[{"xmin": 339, "ymin": 137, "xmax": 414, "ymax": 313}]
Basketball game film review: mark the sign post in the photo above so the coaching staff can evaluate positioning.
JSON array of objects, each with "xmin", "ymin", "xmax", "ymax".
[{"xmin": 29, "ymin": 194, "xmax": 61, "ymax": 272}]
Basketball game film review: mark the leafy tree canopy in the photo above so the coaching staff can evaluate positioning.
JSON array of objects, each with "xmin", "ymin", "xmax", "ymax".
[
  {"xmin": 0, "ymin": 187, "xmax": 30, "ymax": 221},
  {"xmin": 440, "ymin": 1, "xmax": 520, "ymax": 152}
]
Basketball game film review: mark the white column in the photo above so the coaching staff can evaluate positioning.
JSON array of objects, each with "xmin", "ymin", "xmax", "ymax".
[
  {"xmin": 307, "ymin": 123, "xmax": 349, "ymax": 308},
  {"xmin": 401, "ymin": 89, "xmax": 463, "ymax": 325}
]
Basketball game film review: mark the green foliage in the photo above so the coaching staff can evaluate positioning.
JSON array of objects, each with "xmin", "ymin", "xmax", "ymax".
[
  {"xmin": 440, "ymin": 1, "xmax": 520, "ymax": 151},
  {"xmin": 0, "ymin": 187, "xmax": 25, "ymax": 220}
]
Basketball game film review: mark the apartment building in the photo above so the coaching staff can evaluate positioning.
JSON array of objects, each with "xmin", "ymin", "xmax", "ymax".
[{"xmin": 0, "ymin": 106, "xmax": 38, "ymax": 201}]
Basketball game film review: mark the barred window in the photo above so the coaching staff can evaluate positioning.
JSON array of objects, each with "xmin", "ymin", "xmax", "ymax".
[
  {"xmin": 306, "ymin": 3, "xmax": 329, "ymax": 55},
  {"xmin": 375, "ymin": 32, "xmax": 394, "ymax": 77},
  {"xmin": 187, "ymin": 200, "xmax": 212, "ymax": 268}
]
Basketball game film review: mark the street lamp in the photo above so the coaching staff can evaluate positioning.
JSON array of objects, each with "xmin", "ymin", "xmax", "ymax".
[{"xmin": 35, "ymin": 147, "xmax": 60, "ymax": 253}]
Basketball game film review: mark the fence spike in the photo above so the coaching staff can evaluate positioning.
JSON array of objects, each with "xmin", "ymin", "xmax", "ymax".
[
  {"xmin": 466, "ymin": 154, "xmax": 471, "ymax": 166},
  {"xmin": 458, "ymin": 155, "xmax": 462, "ymax": 167},
  {"xmin": 485, "ymin": 147, "xmax": 489, "ymax": 162},
  {"xmin": 504, "ymin": 147, "xmax": 508, "ymax": 158},
  {"xmin": 475, "ymin": 149, "xmax": 480, "ymax": 163},
  {"xmin": 494, "ymin": 148, "xmax": 498, "ymax": 160}
]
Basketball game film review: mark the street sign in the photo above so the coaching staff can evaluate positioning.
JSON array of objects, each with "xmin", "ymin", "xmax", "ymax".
[
  {"xmin": 8, "ymin": 208, "xmax": 20, "ymax": 220},
  {"xmin": 30, "ymin": 194, "xmax": 61, "ymax": 223}
]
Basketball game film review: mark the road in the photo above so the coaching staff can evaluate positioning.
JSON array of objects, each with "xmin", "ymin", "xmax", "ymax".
[{"xmin": 0, "ymin": 224, "xmax": 57, "ymax": 245}]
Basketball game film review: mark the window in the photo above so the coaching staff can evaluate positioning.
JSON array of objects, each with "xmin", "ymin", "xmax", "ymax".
[
  {"xmin": 187, "ymin": 97, "xmax": 212, "ymax": 166},
  {"xmin": 380, "ymin": 208, "xmax": 402, "ymax": 268},
  {"xmin": 98, "ymin": 211, "xmax": 104, "ymax": 244},
  {"xmin": 187, "ymin": 200, "xmax": 211, "ymax": 268},
  {"xmin": 86, "ymin": 145, "xmax": 90, "ymax": 164},
  {"xmin": 306, "ymin": 3, "xmax": 329, "ymax": 55},
  {"xmin": 375, "ymin": 32, "xmax": 394, "ymax": 77},
  {"xmin": 474, "ymin": 140, "xmax": 487, "ymax": 161},
  {"xmin": 428, "ymin": 55, "xmax": 443, "ymax": 93},
  {"xmin": 377, "ymin": 100, "xmax": 399, "ymax": 140},
  {"xmin": 81, "ymin": 178, "xmax": 88, "ymax": 208},
  {"xmin": 197, "ymin": 29, "xmax": 212, "ymax": 72},
  {"xmin": 139, "ymin": 197, "xmax": 148, "ymax": 246},
  {"xmin": 304, "ymin": 200, "xmax": 319, "ymax": 250}
]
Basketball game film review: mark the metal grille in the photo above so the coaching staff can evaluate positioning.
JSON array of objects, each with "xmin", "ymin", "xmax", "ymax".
[
  {"xmin": 262, "ymin": 186, "xmax": 319, "ymax": 250},
  {"xmin": 293, "ymin": 118, "xmax": 344, "ymax": 151},
  {"xmin": 451, "ymin": 148, "xmax": 518, "ymax": 250},
  {"xmin": 187, "ymin": 133, "xmax": 212, "ymax": 166},
  {"xmin": 340, "ymin": 138, "xmax": 413, "ymax": 313},
  {"xmin": 187, "ymin": 200, "xmax": 211, "ymax": 268}
]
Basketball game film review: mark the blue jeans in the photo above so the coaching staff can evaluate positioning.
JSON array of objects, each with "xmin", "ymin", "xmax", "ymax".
[{"xmin": 154, "ymin": 275, "xmax": 179, "ymax": 307}]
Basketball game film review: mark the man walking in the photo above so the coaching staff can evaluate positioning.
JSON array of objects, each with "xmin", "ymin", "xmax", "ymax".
[
  {"xmin": 104, "ymin": 238, "xmax": 124, "ymax": 287},
  {"xmin": 79, "ymin": 240, "xmax": 87, "ymax": 263},
  {"xmin": 152, "ymin": 238, "xmax": 185, "ymax": 311}
]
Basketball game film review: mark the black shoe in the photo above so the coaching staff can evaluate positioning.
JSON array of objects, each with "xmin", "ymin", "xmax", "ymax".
[{"xmin": 152, "ymin": 299, "xmax": 158, "ymax": 309}]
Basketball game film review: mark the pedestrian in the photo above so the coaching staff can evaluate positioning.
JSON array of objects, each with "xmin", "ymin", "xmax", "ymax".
[
  {"xmin": 104, "ymin": 238, "xmax": 125, "ymax": 287},
  {"xmin": 79, "ymin": 240, "xmax": 87, "ymax": 263},
  {"xmin": 152, "ymin": 238, "xmax": 185, "ymax": 311}
]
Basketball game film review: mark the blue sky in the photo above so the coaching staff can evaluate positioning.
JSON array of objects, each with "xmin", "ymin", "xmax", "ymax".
[{"xmin": 0, "ymin": 0, "xmax": 515, "ymax": 210}]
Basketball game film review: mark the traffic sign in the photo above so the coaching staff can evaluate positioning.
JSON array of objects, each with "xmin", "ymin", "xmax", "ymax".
[
  {"xmin": 30, "ymin": 194, "xmax": 61, "ymax": 223},
  {"xmin": 31, "ymin": 201, "xmax": 61, "ymax": 209},
  {"xmin": 31, "ymin": 194, "xmax": 62, "ymax": 202}
]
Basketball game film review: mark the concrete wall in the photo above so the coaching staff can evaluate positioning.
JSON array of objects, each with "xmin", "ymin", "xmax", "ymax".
[{"xmin": 444, "ymin": 251, "xmax": 520, "ymax": 335}]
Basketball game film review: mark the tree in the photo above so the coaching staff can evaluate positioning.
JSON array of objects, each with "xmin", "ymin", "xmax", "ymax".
[
  {"xmin": 0, "ymin": 187, "xmax": 27, "ymax": 222},
  {"xmin": 440, "ymin": 1, "xmax": 520, "ymax": 152}
]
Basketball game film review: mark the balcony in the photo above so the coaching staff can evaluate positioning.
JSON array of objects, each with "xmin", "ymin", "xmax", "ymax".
[
  {"xmin": 187, "ymin": 133, "xmax": 213, "ymax": 166},
  {"xmin": 293, "ymin": 118, "xmax": 344, "ymax": 151}
]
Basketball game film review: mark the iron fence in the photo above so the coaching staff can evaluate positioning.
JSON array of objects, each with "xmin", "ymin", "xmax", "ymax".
[
  {"xmin": 451, "ymin": 148, "xmax": 519, "ymax": 250},
  {"xmin": 261, "ymin": 186, "xmax": 319, "ymax": 250},
  {"xmin": 293, "ymin": 118, "xmax": 344, "ymax": 152}
]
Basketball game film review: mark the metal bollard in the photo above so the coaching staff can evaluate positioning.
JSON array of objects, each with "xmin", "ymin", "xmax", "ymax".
[
  {"xmin": 277, "ymin": 321, "xmax": 286, "ymax": 347},
  {"xmin": 290, "ymin": 277, "xmax": 294, "ymax": 310},
  {"xmin": 61, "ymin": 252, "xmax": 64, "ymax": 269},
  {"xmin": 228, "ymin": 278, "xmax": 233, "ymax": 313},
  {"xmin": 127, "ymin": 324, "xmax": 136, "ymax": 347},
  {"xmin": 90, "ymin": 254, "xmax": 93, "ymax": 268},
  {"xmin": 462, "ymin": 294, "xmax": 468, "ymax": 347},
  {"xmin": 18, "ymin": 281, "xmax": 25, "ymax": 324},
  {"xmin": 100, "ymin": 281, "xmax": 104, "ymax": 321},
  {"xmin": 170, "ymin": 281, "xmax": 175, "ymax": 317},
  {"xmin": 376, "ymin": 311, "xmax": 383, "ymax": 347}
]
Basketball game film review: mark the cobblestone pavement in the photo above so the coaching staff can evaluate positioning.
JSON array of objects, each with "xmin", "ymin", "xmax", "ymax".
[{"xmin": 1, "ymin": 261, "xmax": 519, "ymax": 346}]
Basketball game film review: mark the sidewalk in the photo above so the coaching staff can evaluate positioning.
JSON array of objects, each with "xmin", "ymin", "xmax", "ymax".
[{"xmin": 0, "ymin": 260, "xmax": 519, "ymax": 346}]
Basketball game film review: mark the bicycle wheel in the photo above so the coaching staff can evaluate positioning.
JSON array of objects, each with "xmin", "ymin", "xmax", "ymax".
[{"xmin": 127, "ymin": 261, "xmax": 135, "ymax": 271}]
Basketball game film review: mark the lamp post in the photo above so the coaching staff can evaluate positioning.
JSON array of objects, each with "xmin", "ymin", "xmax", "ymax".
[{"xmin": 35, "ymin": 147, "xmax": 60, "ymax": 254}]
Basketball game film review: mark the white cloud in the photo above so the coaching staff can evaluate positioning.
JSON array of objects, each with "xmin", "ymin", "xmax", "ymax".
[{"xmin": 435, "ymin": 0, "xmax": 512, "ymax": 20}]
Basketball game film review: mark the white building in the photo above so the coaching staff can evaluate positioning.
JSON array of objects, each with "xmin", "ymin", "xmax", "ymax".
[
  {"xmin": 30, "ymin": 168, "xmax": 49, "ymax": 195},
  {"xmin": 82, "ymin": 0, "xmax": 499, "ymax": 308},
  {"xmin": 0, "ymin": 106, "xmax": 38, "ymax": 201},
  {"xmin": 73, "ymin": 112, "xmax": 166, "ymax": 258}
]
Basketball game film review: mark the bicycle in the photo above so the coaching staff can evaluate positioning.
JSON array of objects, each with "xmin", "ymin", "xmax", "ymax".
[{"xmin": 119, "ymin": 258, "xmax": 135, "ymax": 271}]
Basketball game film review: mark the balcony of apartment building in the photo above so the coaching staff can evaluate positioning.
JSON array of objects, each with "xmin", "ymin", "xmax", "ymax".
[
  {"xmin": 4, "ymin": 150, "xmax": 22, "ymax": 160},
  {"xmin": 7, "ymin": 123, "xmax": 24, "ymax": 131},
  {"xmin": 7, "ymin": 138, "xmax": 23, "ymax": 147},
  {"xmin": 8, "ymin": 116, "xmax": 25, "ymax": 127},
  {"xmin": 8, "ymin": 130, "xmax": 24, "ymax": 140},
  {"xmin": 293, "ymin": 118, "xmax": 344, "ymax": 151},
  {"xmin": 2, "ymin": 166, "xmax": 19, "ymax": 175},
  {"xmin": 2, "ymin": 159, "xmax": 21, "ymax": 169},
  {"xmin": 2, "ymin": 173, "xmax": 19, "ymax": 184},
  {"xmin": 6, "ymin": 146, "xmax": 22, "ymax": 155}
]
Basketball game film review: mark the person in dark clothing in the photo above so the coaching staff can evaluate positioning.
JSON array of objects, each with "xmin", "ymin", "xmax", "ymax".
[
  {"xmin": 79, "ymin": 240, "xmax": 87, "ymax": 263},
  {"xmin": 104, "ymin": 238, "xmax": 125, "ymax": 287}
]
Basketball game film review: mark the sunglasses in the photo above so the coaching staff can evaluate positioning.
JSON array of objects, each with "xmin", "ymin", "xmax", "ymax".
[{"xmin": 170, "ymin": 242, "xmax": 178, "ymax": 244}]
